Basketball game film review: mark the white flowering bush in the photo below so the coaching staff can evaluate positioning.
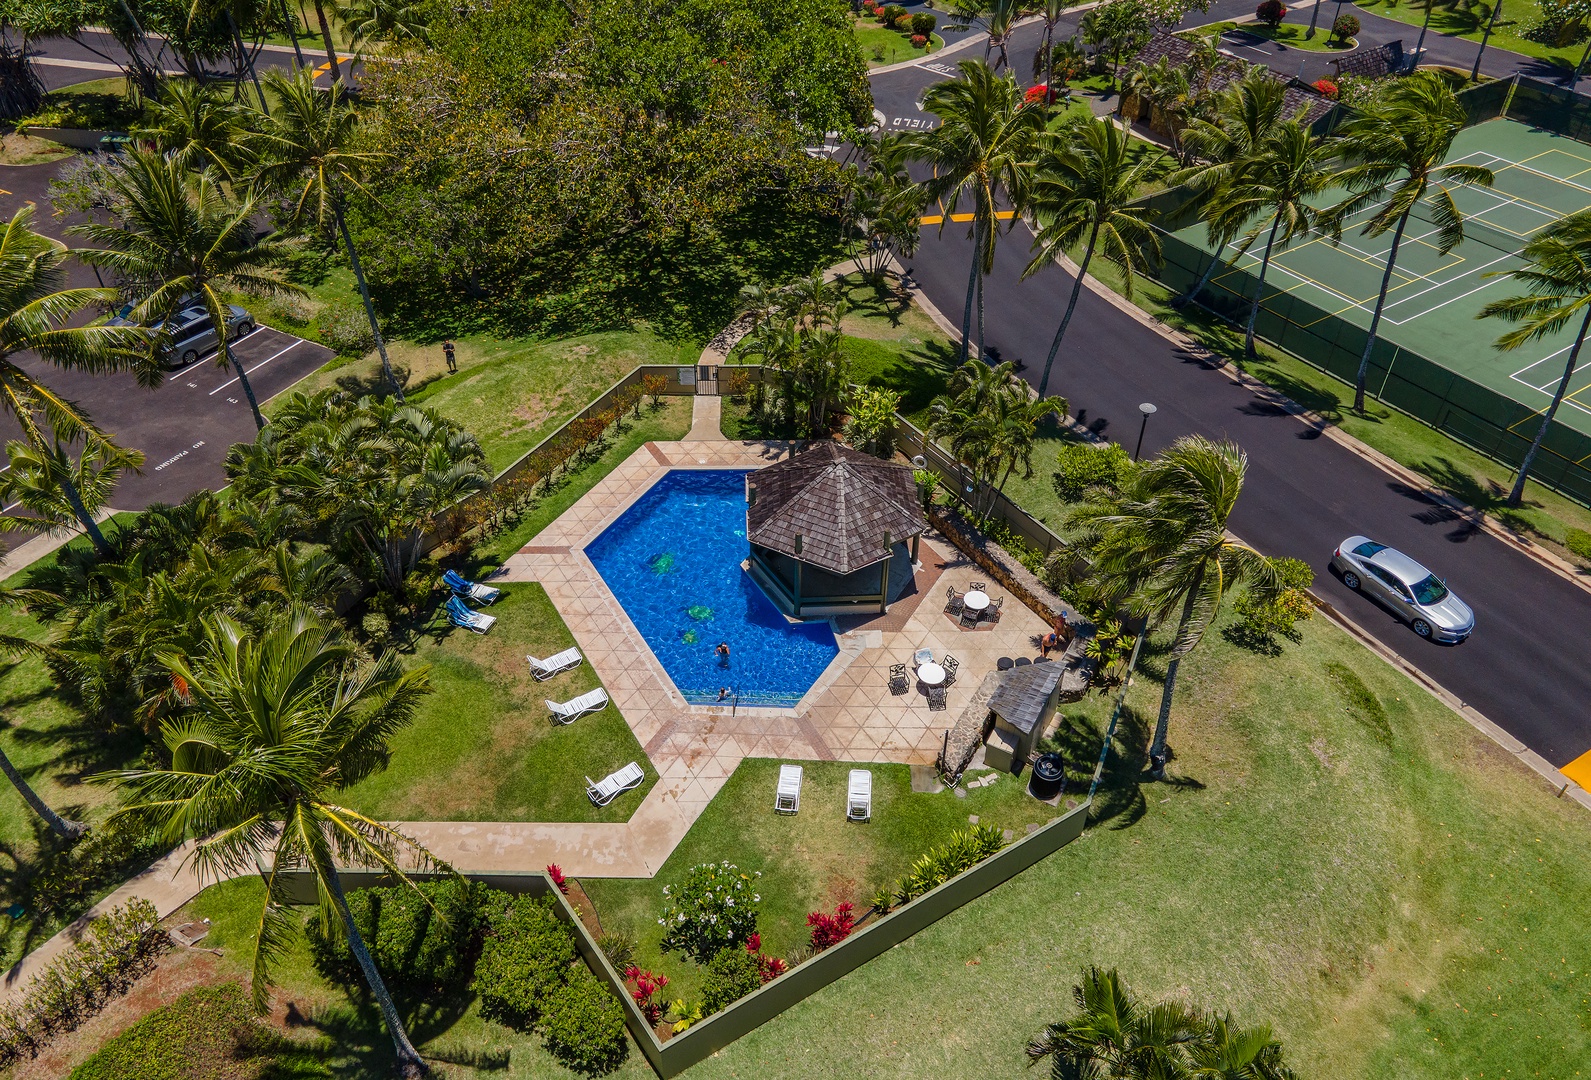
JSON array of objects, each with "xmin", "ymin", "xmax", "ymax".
[{"xmin": 657, "ymin": 861, "xmax": 762, "ymax": 962}]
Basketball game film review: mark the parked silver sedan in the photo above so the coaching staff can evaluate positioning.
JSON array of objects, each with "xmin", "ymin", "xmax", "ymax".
[{"xmin": 1331, "ymin": 537, "xmax": 1474, "ymax": 643}]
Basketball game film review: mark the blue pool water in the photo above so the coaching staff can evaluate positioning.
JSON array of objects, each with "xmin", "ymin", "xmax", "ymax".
[{"xmin": 586, "ymin": 470, "xmax": 839, "ymax": 707}]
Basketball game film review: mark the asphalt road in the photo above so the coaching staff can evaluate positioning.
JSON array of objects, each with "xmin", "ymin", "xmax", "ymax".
[
  {"xmin": 0, "ymin": 155, "xmax": 334, "ymax": 516},
  {"xmin": 870, "ymin": 43, "xmax": 1591, "ymax": 772},
  {"xmin": 25, "ymin": 29, "xmax": 351, "ymax": 91}
]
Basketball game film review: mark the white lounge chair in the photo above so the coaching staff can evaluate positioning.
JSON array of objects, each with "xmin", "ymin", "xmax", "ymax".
[
  {"xmin": 527, "ymin": 647, "xmax": 583, "ymax": 680},
  {"xmin": 847, "ymin": 769, "xmax": 872, "ymax": 823},
  {"xmin": 775, "ymin": 764, "xmax": 802, "ymax": 814},
  {"xmin": 447, "ymin": 598, "xmax": 496, "ymax": 634},
  {"xmin": 586, "ymin": 761, "xmax": 644, "ymax": 806},
  {"xmin": 548, "ymin": 687, "xmax": 609, "ymax": 724}
]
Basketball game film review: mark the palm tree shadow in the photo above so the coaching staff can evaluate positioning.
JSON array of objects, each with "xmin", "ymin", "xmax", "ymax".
[
  {"xmin": 283, "ymin": 987, "xmax": 495, "ymax": 1077},
  {"xmin": 333, "ymin": 361, "xmax": 413, "ymax": 400}
]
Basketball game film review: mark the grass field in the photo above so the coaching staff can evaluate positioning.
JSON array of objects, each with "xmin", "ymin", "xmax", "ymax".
[
  {"xmin": 1211, "ymin": 20, "xmax": 1358, "ymax": 51},
  {"xmin": 152, "ymin": 600, "xmax": 1591, "ymax": 1079},
  {"xmin": 340, "ymin": 583, "xmax": 655, "ymax": 823},
  {"xmin": 853, "ymin": 19, "xmax": 942, "ymax": 67},
  {"xmin": 1354, "ymin": 0, "xmax": 1586, "ymax": 71},
  {"xmin": 581, "ymin": 757, "xmax": 1073, "ymax": 1003}
]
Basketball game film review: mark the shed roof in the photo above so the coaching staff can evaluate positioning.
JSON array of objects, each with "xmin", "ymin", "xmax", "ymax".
[
  {"xmin": 746, "ymin": 442, "xmax": 923, "ymax": 576},
  {"xmin": 987, "ymin": 661, "xmax": 1066, "ymax": 736}
]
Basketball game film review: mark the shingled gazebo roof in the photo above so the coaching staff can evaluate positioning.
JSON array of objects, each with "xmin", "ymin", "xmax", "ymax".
[
  {"xmin": 988, "ymin": 660, "xmax": 1067, "ymax": 735},
  {"xmin": 746, "ymin": 443, "xmax": 924, "ymax": 576}
]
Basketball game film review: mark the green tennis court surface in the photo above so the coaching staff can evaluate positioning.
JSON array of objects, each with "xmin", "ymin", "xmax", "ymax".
[{"xmin": 1173, "ymin": 118, "xmax": 1591, "ymax": 440}]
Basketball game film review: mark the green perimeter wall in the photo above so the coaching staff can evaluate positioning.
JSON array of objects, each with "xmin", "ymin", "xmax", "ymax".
[
  {"xmin": 280, "ymin": 799, "xmax": 1091, "ymax": 1077},
  {"xmin": 1142, "ymin": 76, "xmax": 1591, "ymax": 507}
]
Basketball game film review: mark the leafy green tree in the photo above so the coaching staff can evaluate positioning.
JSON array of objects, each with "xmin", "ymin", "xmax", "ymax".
[
  {"xmin": 0, "ymin": 204, "xmax": 153, "ymax": 546},
  {"xmin": 225, "ymin": 391, "xmax": 490, "ymax": 593},
  {"xmin": 1173, "ymin": 69, "xmax": 1290, "ymax": 307},
  {"xmin": 1068, "ymin": 436, "xmax": 1277, "ymax": 778},
  {"xmin": 252, "ymin": 68, "xmax": 402, "ymax": 400},
  {"xmin": 902, "ymin": 59, "xmax": 1044, "ymax": 364},
  {"xmin": 1480, "ymin": 208, "xmax": 1591, "ymax": 506},
  {"xmin": 1325, "ymin": 72, "xmax": 1495, "ymax": 412},
  {"xmin": 72, "ymin": 151, "xmax": 303, "ymax": 430},
  {"xmin": 1205, "ymin": 120, "xmax": 1333, "ymax": 358},
  {"xmin": 0, "ymin": 435, "xmax": 143, "ymax": 554},
  {"xmin": 99, "ymin": 609, "xmax": 437, "ymax": 1077},
  {"xmin": 1024, "ymin": 115, "xmax": 1163, "ymax": 399}
]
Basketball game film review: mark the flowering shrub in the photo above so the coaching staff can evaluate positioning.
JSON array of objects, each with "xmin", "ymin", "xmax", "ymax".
[
  {"xmin": 623, "ymin": 965, "xmax": 670, "ymax": 1025},
  {"xmin": 1330, "ymin": 12, "xmax": 1359, "ymax": 42},
  {"xmin": 910, "ymin": 32, "xmax": 928, "ymax": 47},
  {"xmin": 910, "ymin": 11, "xmax": 935, "ymax": 34},
  {"xmin": 1025, "ymin": 83, "xmax": 1054, "ymax": 105},
  {"xmin": 546, "ymin": 864, "xmax": 568, "ymax": 894},
  {"xmin": 807, "ymin": 902, "xmax": 857, "ymax": 951},
  {"xmin": 1312, "ymin": 78, "xmax": 1339, "ymax": 99},
  {"xmin": 1255, "ymin": 0, "xmax": 1286, "ymax": 27},
  {"xmin": 658, "ymin": 861, "xmax": 761, "ymax": 963},
  {"xmin": 745, "ymin": 933, "xmax": 787, "ymax": 982}
]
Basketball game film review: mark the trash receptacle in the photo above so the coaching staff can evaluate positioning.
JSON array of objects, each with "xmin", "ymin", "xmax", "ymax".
[{"xmin": 1028, "ymin": 752, "xmax": 1064, "ymax": 801}]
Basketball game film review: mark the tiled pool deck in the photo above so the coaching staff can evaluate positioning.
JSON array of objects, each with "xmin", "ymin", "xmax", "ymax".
[{"xmin": 398, "ymin": 434, "xmax": 1050, "ymax": 877}]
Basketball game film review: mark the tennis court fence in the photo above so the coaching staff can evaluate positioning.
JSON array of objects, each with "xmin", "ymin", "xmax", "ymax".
[{"xmin": 1140, "ymin": 76, "xmax": 1591, "ymax": 507}]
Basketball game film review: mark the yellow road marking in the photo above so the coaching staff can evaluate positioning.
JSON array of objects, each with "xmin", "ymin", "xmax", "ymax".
[
  {"xmin": 919, "ymin": 211, "xmax": 1015, "ymax": 225},
  {"xmin": 1561, "ymin": 747, "xmax": 1591, "ymax": 793}
]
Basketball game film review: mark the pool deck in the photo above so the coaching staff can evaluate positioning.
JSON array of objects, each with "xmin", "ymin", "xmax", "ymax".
[{"xmin": 405, "ymin": 436, "xmax": 1051, "ymax": 877}]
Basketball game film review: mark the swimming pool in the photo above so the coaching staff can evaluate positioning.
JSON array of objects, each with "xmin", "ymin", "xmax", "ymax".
[{"xmin": 586, "ymin": 469, "xmax": 839, "ymax": 707}]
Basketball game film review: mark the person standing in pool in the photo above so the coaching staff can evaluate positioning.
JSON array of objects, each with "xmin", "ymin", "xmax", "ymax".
[{"xmin": 715, "ymin": 642, "xmax": 730, "ymax": 666}]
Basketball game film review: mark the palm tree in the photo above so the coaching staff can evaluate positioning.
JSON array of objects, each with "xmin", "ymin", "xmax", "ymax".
[
  {"xmin": 0, "ymin": 205, "xmax": 153, "ymax": 543},
  {"xmin": 901, "ymin": 59, "xmax": 1044, "ymax": 365},
  {"xmin": 986, "ymin": 389, "xmax": 1065, "ymax": 514},
  {"xmin": 1479, "ymin": 209, "xmax": 1591, "ymax": 506},
  {"xmin": 1188, "ymin": 1014, "xmax": 1297, "ymax": 1080},
  {"xmin": 1325, "ymin": 72, "xmax": 1495, "ymax": 412},
  {"xmin": 100, "ymin": 609, "xmax": 436, "ymax": 1077},
  {"xmin": 307, "ymin": 0, "xmax": 345, "ymax": 82},
  {"xmin": 252, "ymin": 69, "xmax": 403, "ymax": 401},
  {"xmin": 1024, "ymin": 115, "xmax": 1163, "ymax": 400},
  {"xmin": 0, "ymin": 744, "xmax": 86, "ymax": 839},
  {"xmin": 337, "ymin": 0, "xmax": 430, "ymax": 53},
  {"xmin": 0, "ymin": 436, "xmax": 143, "ymax": 555},
  {"xmin": 1033, "ymin": 0, "xmax": 1073, "ymax": 96},
  {"xmin": 1173, "ymin": 70, "xmax": 1290, "ymax": 308},
  {"xmin": 1205, "ymin": 121, "xmax": 1334, "ymax": 359},
  {"xmin": 1026, "ymin": 966, "xmax": 1206, "ymax": 1078},
  {"xmin": 1472, "ymin": 0, "xmax": 1504, "ymax": 82},
  {"xmin": 135, "ymin": 80, "xmax": 254, "ymax": 181},
  {"xmin": 73, "ymin": 151, "xmax": 303, "ymax": 430},
  {"xmin": 1068, "ymin": 436, "xmax": 1277, "ymax": 779}
]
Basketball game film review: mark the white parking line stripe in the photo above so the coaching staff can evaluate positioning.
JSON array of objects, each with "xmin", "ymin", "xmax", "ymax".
[
  {"xmin": 208, "ymin": 339, "xmax": 307, "ymax": 396},
  {"xmin": 166, "ymin": 324, "xmax": 271, "ymax": 381}
]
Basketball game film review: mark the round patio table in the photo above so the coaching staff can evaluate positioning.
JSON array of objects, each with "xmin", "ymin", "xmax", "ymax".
[
  {"xmin": 918, "ymin": 662, "xmax": 946, "ymax": 687},
  {"xmin": 963, "ymin": 590, "xmax": 990, "ymax": 612}
]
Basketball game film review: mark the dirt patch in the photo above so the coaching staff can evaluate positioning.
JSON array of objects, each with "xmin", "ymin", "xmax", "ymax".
[
  {"xmin": 0, "ymin": 133, "xmax": 72, "ymax": 166},
  {"xmin": 510, "ymin": 392, "xmax": 555, "ymax": 427}
]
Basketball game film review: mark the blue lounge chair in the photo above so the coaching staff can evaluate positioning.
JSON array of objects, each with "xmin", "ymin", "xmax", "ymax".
[
  {"xmin": 444, "ymin": 569, "xmax": 501, "ymax": 605},
  {"xmin": 447, "ymin": 596, "xmax": 496, "ymax": 634}
]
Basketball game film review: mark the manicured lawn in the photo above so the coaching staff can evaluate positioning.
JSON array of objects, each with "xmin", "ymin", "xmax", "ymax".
[
  {"xmin": 853, "ymin": 19, "xmax": 942, "ymax": 66},
  {"xmin": 280, "ymin": 326, "xmax": 697, "ymax": 473},
  {"xmin": 1354, "ymin": 0, "xmax": 1584, "ymax": 72},
  {"xmin": 581, "ymin": 757, "xmax": 1073, "ymax": 1003},
  {"xmin": 674, "ymin": 610, "xmax": 1591, "ymax": 1079},
  {"xmin": 1209, "ymin": 20, "xmax": 1358, "ymax": 51},
  {"xmin": 341, "ymin": 582, "xmax": 656, "ymax": 823}
]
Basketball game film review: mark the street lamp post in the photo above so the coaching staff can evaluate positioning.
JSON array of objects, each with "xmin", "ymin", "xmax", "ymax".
[{"xmin": 1134, "ymin": 402, "xmax": 1157, "ymax": 461}]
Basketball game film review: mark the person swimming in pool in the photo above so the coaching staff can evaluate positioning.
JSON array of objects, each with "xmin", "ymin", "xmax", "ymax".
[{"xmin": 715, "ymin": 642, "xmax": 730, "ymax": 666}]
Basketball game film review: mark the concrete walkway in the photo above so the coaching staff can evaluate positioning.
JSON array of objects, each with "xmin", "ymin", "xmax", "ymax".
[{"xmin": 686, "ymin": 394, "xmax": 724, "ymax": 441}]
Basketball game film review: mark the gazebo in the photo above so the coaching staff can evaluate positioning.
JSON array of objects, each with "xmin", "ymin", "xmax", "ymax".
[{"xmin": 745, "ymin": 443, "xmax": 925, "ymax": 618}]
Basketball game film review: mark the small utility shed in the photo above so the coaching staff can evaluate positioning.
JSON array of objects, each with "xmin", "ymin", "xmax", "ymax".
[
  {"xmin": 983, "ymin": 660, "xmax": 1066, "ymax": 774},
  {"xmin": 745, "ymin": 442, "xmax": 925, "ymax": 618}
]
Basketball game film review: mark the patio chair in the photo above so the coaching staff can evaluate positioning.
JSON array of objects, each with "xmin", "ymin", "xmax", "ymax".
[
  {"xmin": 775, "ymin": 764, "xmax": 803, "ymax": 814},
  {"xmin": 888, "ymin": 663, "xmax": 909, "ymax": 696},
  {"xmin": 913, "ymin": 648, "xmax": 934, "ymax": 668},
  {"xmin": 446, "ymin": 596, "xmax": 496, "ymax": 634},
  {"xmin": 969, "ymin": 581, "xmax": 987, "ymax": 593},
  {"xmin": 527, "ymin": 646, "xmax": 583, "ymax": 680},
  {"xmin": 986, "ymin": 596, "xmax": 1004, "ymax": 623},
  {"xmin": 548, "ymin": 687, "xmax": 609, "ymax": 724},
  {"xmin": 944, "ymin": 585, "xmax": 964, "ymax": 617},
  {"xmin": 847, "ymin": 769, "xmax": 872, "ymax": 822},
  {"xmin": 941, "ymin": 655, "xmax": 959, "ymax": 686},
  {"xmin": 958, "ymin": 605, "xmax": 980, "ymax": 629},
  {"xmin": 927, "ymin": 685, "xmax": 947, "ymax": 711},
  {"xmin": 586, "ymin": 761, "xmax": 645, "ymax": 806},
  {"xmin": 444, "ymin": 569, "xmax": 500, "ymax": 605}
]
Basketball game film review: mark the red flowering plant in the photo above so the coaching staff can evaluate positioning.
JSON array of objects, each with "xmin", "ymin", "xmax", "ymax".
[
  {"xmin": 1025, "ymin": 83, "xmax": 1059, "ymax": 105},
  {"xmin": 624, "ymin": 965, "xmax": 670, "ymax": 1025},
  {"xmin": 806, "ymin": 902, "xmax": 856, "ymax": 951},
  {"xmin": 744, "ymin": 933, "xmax": 788, "ymax": 983},
  {"xmin": 911, "ymin": 33, "xmax": 927, "ymax": 47},
  {"xmin": 545, "ymin": 864, "xmax": 568, "ymax": 894},
  {"xmin": 1312, "ymin": 78, "xmax": 1339, "ymax": 99}
]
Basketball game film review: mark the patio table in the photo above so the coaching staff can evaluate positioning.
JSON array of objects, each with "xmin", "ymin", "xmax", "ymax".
[
  {"xmin": 918, "ymin": 662, "xmax": 946, "ymax": 687},
  {"xmin": 963, "ymin": 590, "xmax": 990, "ymax": 612}
]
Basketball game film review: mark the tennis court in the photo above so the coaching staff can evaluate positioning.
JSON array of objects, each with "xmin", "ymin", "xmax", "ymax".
[{"xmin": 1173, "ymin": 118, "xmax": 1591, "ymax": 440}]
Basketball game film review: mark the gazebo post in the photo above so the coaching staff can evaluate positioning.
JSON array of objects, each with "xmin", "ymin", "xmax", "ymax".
[
  {"xmin": 911, "ymin": 533, "xmax": 920, "ymax": 563},
  {"xmin": 878, "ymin": 532, "xmax": 891, "ymax": 614},
  {"xmin": 794, "ymin": 534, "xmax": 803, "ymax": 616}
]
